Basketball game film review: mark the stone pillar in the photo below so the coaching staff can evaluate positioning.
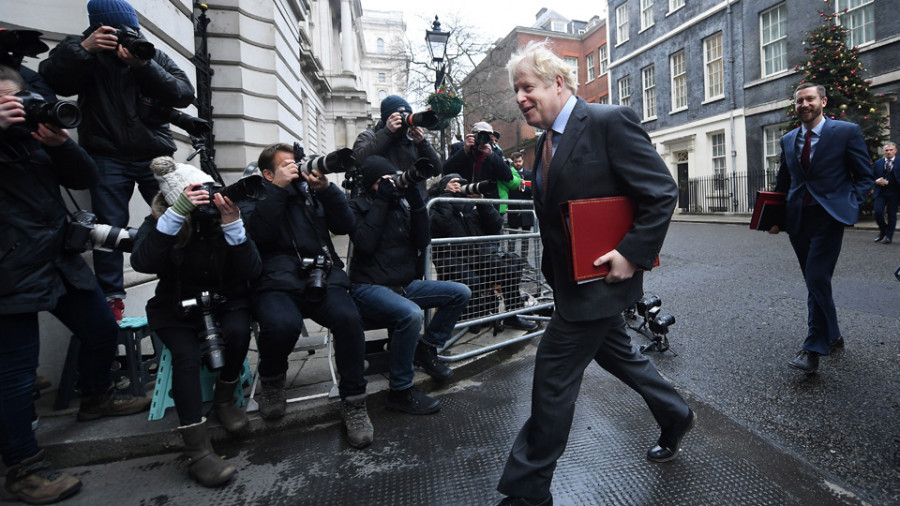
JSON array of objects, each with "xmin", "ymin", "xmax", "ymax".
[{"xmin": 341, "ymin": 0, "xmax": 353, "ymax": 73}]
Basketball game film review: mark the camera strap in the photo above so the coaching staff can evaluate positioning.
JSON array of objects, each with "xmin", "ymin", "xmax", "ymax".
[{"xmin": 286, "ymin": 186, "xmax": 334, "ymax": 268}]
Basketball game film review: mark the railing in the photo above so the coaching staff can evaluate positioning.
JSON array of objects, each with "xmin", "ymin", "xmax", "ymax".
[{"xmin": 679, "ymin": 171, "xmax": 769, "ymax": 214}]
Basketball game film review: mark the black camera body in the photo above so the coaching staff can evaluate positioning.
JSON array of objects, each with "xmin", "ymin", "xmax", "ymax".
[
  {"xmin": 300, "ymin": 254, "xmax": 331, "ymax": 302},
  {"xmin": 391, "ymin": 158, "xmax": 438, "ymax": 189},
  {"xmin": 112, "ymin": 25, "xmax": 155, "ymax": 61},
  {"xmin": 15, "ymin": 91, "xmax": 81, "ymax": 129},
  {"xmin": 473, "ymin": 130, "xmax": 493, "ymax": 150},
  {"xmin": 64, "ymin": 210, "xmax": 136, "ymax": 253},
  {"xmin": 192, "ymin": 175, "xmax": 267, "ymax": 219},
  {"xmin": 180, "ymin": 291, "xmax": 227, "ymax": 371}
]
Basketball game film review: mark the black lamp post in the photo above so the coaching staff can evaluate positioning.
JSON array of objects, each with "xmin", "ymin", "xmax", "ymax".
[{"xmin": 425, "ymin": 16, "xmax": 450, "ymax": 158}]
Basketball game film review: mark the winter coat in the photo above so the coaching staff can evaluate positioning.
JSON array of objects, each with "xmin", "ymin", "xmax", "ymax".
[
  {"xmin": 428, "ymin": 184, "xmax": 504, "ymax": 275},
  {"xmin": 442, "ymin": 141, "xmax": 513, "ymax": 200},
  {"xmin": 0, "ymin": 137, "xmax": 99, "ymax": 314},
  {"xmin": 352, "ymin": 121, "xmax": 443, "ymax": 190}
]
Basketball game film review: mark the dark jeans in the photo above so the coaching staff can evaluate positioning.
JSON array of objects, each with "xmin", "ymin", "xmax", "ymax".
[
  {"xmin": 873, "ymin": 192, "xmax": 898, "ymax": 240},
  {"xmin": 89, "ymin": 155, "xmax": 159, "ymax": 299},
  {"xmin": 789, "ymin": 205, "xmax": 844, "ymax": 355},
  {"xmin": 152, "ymin": 307, "xmax": 252, "ymax": 426},
  {"xmin": 351, "ymin": 280, "xmax": 470, "ymax": 390},
  {"xmin": 0, "ymin": 283, "xmax": 117, "ymax": 467},
  {"xmin": 252, "ymin": 286, "xmax": 366, "ymax": 399}
]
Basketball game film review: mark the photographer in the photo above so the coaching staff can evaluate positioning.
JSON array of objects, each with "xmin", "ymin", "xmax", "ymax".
[
  {"xmin": 241, "ymin": 143, "xmax": 373, "ymax": 449},
  {"xmin": 39, "ymin": 0, "xmax": 195, "ymax": 322},
  {"xmin": 348, "ymin": 156, "xmax": 470, "ymax": 415},
  {"xmin": 428, "ymin": 174, "xmax": 538, "ymax": 333},
  {"xmin": 442, "ymin": 121, "xmax": 513, "ymax": 200},
  {"xmin": 0, "ymin": 66, "xmax": 150, "ymax": 505},
  {"xmin": 353, "ymin": 95, "xmax": 442, "ymax": 192},
  {"xmin": 130, "ymin": 157, "xmax": 261, "ymax": 487}
]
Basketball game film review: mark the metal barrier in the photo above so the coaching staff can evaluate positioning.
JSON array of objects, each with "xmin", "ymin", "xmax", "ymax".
[{"xmin": 425, "ymin": 197, "xmax": 554, "ymax": 361}]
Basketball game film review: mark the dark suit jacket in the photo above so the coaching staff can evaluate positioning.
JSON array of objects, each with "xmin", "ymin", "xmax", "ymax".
[
  {"xmin": 535, "ymin": 98, "xmax": 677, "ymax": 321},
  {"xmin": 775, "ymin": 118, "xmax": 874, "ymax": 236},
  {"xmin": 873, "ymin": 157, "xmax": 899, "ymax": 199}
]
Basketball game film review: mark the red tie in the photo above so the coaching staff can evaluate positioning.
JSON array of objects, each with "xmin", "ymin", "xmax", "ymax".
[
  {"xmin": 541, "ymin": 130, "xmax": 553, "ymax": 201},
  {"xmin": 801, "ymin": 130, "xmax": 812, "ymax": 171}
]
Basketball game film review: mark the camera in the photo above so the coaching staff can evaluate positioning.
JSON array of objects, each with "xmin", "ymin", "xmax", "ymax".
[
  {"xmin": 300, "ymin": 254, "xmax": 331, "ymax": 302},
  {"xmin": 15, "ymin": 91, "xmax": 81, "ymax": 129},
  {"xmin": 635, "ymin": 295, "xmax": 662, "ymax": 317},
  {"xmin": 64, "ymin": 210, "xmax": 137, "ymax": 253},
  {"xmin": 111, "ymin": 25, "xmax": 155, "ymax": 61},
  {"xmin": 473, "ymin": 130, "xmax": 493, "ymax": 149},
  {"xmin": 391, "ymin": 158, "xmax": 439, "ymax": 189},
  {"xmin": 648, "ymin": 311, "xmax": 676, "ymax": 335},
  {"xmin": 180, "ymin": 292, "xmax": 227, "ymax": 371},
  {"xmin": 192, "ymin": 175, "xmax": 268, "ymax": 219},
  {"xmin": 451, "ymin": 177, "xmax": 493, "ymax": 196},
  {"xmin": 398, "ymin": 110, "xmax": 440, "ymax": 131},
  {"xmin": 293, "ymin": 143, "xmax": 356, "ymax": 177}
]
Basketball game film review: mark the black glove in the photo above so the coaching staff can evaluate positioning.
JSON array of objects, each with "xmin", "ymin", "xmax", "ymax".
[
  {"xmin": 375, "ymin": 177, "xmax": 397, "ymax": 201},
  {"xmin": 404, "ymin": 184, "xmax": 425, "ymax": 209}
]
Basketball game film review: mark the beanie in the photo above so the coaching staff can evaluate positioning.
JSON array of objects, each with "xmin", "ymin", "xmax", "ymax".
[
  {"xmin": 149, "ymin": 156, "xmax": 214, "ymax": 206},
  {"xmin": 380, "ymin": 95, "xmax": 411, "ymax": 124},
  {"xmin": 361, "ymin": 155, "xmax": 397, "ymax": 190},
  {"xmin": 87, "ymin": 0, "xmax": 140, "ymax": 30}
]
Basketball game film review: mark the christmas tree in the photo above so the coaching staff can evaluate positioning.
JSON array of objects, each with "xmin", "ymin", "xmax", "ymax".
[{"xmin": 785, "ymin": 8, "xmax": 888, "ymax": 160}]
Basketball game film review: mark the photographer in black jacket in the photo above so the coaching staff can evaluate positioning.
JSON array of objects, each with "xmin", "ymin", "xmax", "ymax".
[
  {"xmin": 442, "ymin": 121, "xmax": 513, "ymax": 200},
  {"xmin": 0, "ymin": 66, "xmax": 149, "ymax": 505},
  {"xmin": 39, "ymin": 0, "xmax": 195, "ymax": 322}
]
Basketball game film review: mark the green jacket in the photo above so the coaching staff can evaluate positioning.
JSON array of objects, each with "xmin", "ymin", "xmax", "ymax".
[{"xmin": 497, "ymin": 165, "xmax": 521, "ymax": 214}]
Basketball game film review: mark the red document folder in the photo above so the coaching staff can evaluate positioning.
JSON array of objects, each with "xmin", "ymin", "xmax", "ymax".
[
  {"xmin": 749, "ymin": 191, "xmax": 786, "ymax": 230},
  {"xmin": 560, "ymin": 197, "xmax": 658, "ymax": 284}
]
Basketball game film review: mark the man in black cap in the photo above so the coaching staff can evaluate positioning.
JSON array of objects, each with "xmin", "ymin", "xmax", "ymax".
[
  {"xmin": 347, "ymin": 156, "xmax": 470, "ymax": 415},
  {"xmin": 39, "ymin": 0, "xmax": 195, "ymax": 323}
]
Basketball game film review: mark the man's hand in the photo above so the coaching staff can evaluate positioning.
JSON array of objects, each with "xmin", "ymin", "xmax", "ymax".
[
  {"xmin": 81, "ymin": 25, "xmax": 119, "ymax": 53},
  {"xmin": 31, "ymin": 123, "xmax": 69, "ymax": 147},
  {"xmin": 594, "ymin": 249, "xmax": 637, "ymax": 284},
  {"xmin": 444, "ymin": 177, "xmax": 462, "ymax": 193},
  {"xmin": 768, "ymin": 225, "xmax": 780, "ymax": 234},
  {"xmin": 385, "ymin": 112, "xmax": 403, "ymax": 133},
  {"xmin": 408, "ymin": 126, "xmax": 425, "ymax": 144},
  {"xmin": 478, "ymin": 142, "xmax": 493, "ymax": 157},
  {"xmin": 213, "ymin": 193, "xmax": 240, "ymax": 224},
  {"xmin": 117, "ymin": 44, "xmax": 148, "ymax": 68},
  {"xmin": 301, "ymin": 168, "xmax": 329, "ymax": 193},
  {"xmin": 462, "ymin": 133, "xmax": 475, "ymax": 153},
  {"xmin": 271, "ymin": 158, "xmax": 300, "ymax": 188},
  {"xmin": 875, "ymin": 177, "xmax": 888, "ymax": 186},
  {"xmin": 0, "ymin": 95, "xmax": 25, "ymax": 130}
]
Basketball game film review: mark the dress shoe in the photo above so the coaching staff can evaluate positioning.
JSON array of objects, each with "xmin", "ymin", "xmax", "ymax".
[
  {"xmin": 788, "ymin": 350, "xmax": 819, "ymax": 374},
  {"xmin": 883, "ymin": 237, "xmax": 892, "ymax": 244},
  {"xmin": 502, "ymin": 315, "xmax": 538, "ymax": 331},
  {"xmin": 874, "ymin": 234, "xmax": 885, "ymax": 243},
  {"xmin": 497, "ymin": 494, "xmax": 553, "ymax": 506},
  {"xmin": 647, "ymin": 409, "xmax": 697, "ymax": 463},
  {"xmin": 830, "ymin": 336, "xmax": 845, "ymax": 352}
]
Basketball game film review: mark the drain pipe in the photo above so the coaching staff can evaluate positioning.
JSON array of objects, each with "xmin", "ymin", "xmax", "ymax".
[{"xmin": 727, "ymin": 0, "xmax": 738, "ymax": 211}]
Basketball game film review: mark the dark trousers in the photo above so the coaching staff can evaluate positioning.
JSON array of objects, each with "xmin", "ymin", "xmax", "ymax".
[
  {"xmin": 873, "ymin": 191, "xmax": 898, "ymax": 240},
  {"xmin": 0, "ymin": 283, "xmax": 117, "ymax": 467},
  {"xmin": 152, "ymin": 307, "xmax": 252, "ymax": 426},
  {"xmin": 788, "ymin": 205, "xmax": 844, "ymax": 355},
  {"xmin": 252, "ymin": 286, "xmax": 366, "ymax": 399},
  {"xmin": 497, "ymin": 311, "xmax": 689, "ymax": 501}
]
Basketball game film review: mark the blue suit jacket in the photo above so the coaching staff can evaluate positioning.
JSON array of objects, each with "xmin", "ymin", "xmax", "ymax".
[
  {"xmin": 872, "ymin": 157, "xmax": 899, "ymax": 199},
  {"xmin": 775, "ymin": 118, "xmax": 874, "ymax": 236}
]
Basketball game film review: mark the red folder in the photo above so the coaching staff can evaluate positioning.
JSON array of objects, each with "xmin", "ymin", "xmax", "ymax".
[
  {"xmin": 749, "ymin": 191, "xmax": 786, "ymax": 230},
  {"xmin": 560, "ymin": 197, "xmax": 659, "ymax": 284}
]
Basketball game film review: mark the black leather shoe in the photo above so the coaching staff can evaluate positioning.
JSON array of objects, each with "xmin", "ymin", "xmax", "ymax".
[
  {"xmin": 874, "ymin": 234, "xmax": 885, "ymax": 242},
  {"xmin": 386, "ymin": 386, "xmax": 440, "ymax": 415},
  {"xmin": 830, "ymin": 336, "xmax": 845, "ymax": 352},
  {"xmin": 883, "ymin": 237, "xmax": 892, "ymax": 244},
  {"xmin": 647, "ymin": 409, "xmax": 697, "ymax": 463},
  {"xmin": 502, "ymin": 315, "xmax": 538, "ymax": 331},
  {"xmin": 467, "ymin": 323, "xmax": 483, "ymax": 334},
  {"xmin": 414, "ymin": 343, "xmax": 453, "ymax": 381},
  {"xmin": 788, "ymin": 350, "xmax": 819, "ymax": 374},
  {"xmin": 497, "ymin": 494, "xmax": 553, "ymax": 506}
]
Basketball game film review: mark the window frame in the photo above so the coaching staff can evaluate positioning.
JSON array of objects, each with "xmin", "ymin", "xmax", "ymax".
[
  {"xmin": 760, "ymin": 3, "xmax": 788, "ymax": 77},
  {"xmin": 616, "ymin": 4, "xmax": 630, "ymax": 45},
  {"xmin": 618, "ymin": 75, "xmax": 632, "ymax": 107},
  {"xmin": 598, "ymin": 44, "xmax": 609, "ymax": 75},
  {"xmin": 641, "ymin": 0, "xmax": 655, "ymax": 32},
  {"xmin": 670, "ymin": 50, "xmax": 687, "ymax": 112},
  {"xmin": 586, "ymin": 53, "xmax": 596, "ymax": 82},
  {"xmin": 642, "ymin": 64, "xmax": 657, "ymax": 121},
  {"xmin": 835, "ymin": 0, "xmax": 875, "ymax": 48},
  {"xmin": 703, "ymin": 32, "xmax": 725, "ymax": 101}
]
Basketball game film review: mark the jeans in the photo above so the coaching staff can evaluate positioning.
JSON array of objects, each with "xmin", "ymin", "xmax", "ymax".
[
  {"xmin": 0, "ymin": 283, "xmax": 117, "ymax": 467},
  {"xmin": 351, "ymin": 280, "xmax": 470, "ymax": 390},
  {"xmin": 89, "ymin": 155, "xmax": 159, "ymax": 299},
  {"xmin": 252, "ymin": 286, "xmax": 367, "ymax": 399}
]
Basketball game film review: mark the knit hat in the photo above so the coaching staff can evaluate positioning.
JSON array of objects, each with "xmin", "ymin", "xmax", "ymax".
[
  {"xmin": 472, "ymin": 121, "xmax": 493, "ymax": 134},
  {"xmin": 380, "ymin": 95, "xmax": 411, "ymax": 124},
  {"xmin": 149, "ymin": 156, "xmax": 214, "ymax": 206},
  {"xmin": 87, "ymin": 0, "xmax": 140, "ymax": 30},
  {"xmin": 361, "ymin": 155, "xmax": 398, "ymax": 190}
]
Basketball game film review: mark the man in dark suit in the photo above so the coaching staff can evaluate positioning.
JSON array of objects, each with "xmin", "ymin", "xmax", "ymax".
[
  {"xmin": 771, "ymin": 83, "xmax": 874, "ymax": 374},
  {"xmin": 495, "ymin": 41, "xmax": 694, "ymax": 506},
  {"xmin": 872, "ymin": 141, "xmax": 898, "ymax": 244}
]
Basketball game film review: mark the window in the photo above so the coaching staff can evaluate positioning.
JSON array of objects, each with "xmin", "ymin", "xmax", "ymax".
[
  {"xmin": 641, "ymin": 0, "xmax": 655, "ymax": 31},
  {"xmin": 376, "ymin": 38, "xmax": 384, "ymax": 54},
  {"xmin": 670, "ymin": 50, "xmax": 687, "ymax": 111},
  {"xmin": 378, "ymin": 90, "xmax": 387, "ymax": 100},
  {"xmin": 616, "ymin": 4, "xmax": 630, "ymax": 44},
  {"xmin": 711, "ymin": 132, "xmax": 727, "ymax": 188},
  {"xmin": 551, "ymin": 21, "xmax": 567, "ymax": 32},
  {"xmin": 669, "ymin": 0, "xmax": 685, "ymax": 12},
  {"xmin": 703, "ymin": 32, "xmax": 724, "ymax": 100},
  {"xmin": 760, "ymin": 4, "xmax": 787, "ymax": 76},
  {"xmin": 378, "ymin": 72, "xmax": 386, "ymax": 83},
  {"xmin": 586, "ymin": 54, "xmax": 595, "ymax": 82},
  {"xmin": 642, "ymin": 65, "xmax": 657, "ymax": 120},
  {"xmin": 764, "ymin": 125, "xmax": 783, "ymax": 187},
  {"xmin": 565, "ymin": 56, "xmax": 579, "ymax": 84},
  {"xmin": 598, "ymin": 45, "xmax": 609, "ymax": 75},
  {"xmin": 599, "ymin": 95, "xmax": 610, "ymax": 104},
  {"xmin": 618, "ymin": 75, "xmax": 632, "ymax": 107},
  {"xmin": 836, "ymin": 0, "xmax": 874, "ymax": 47}
]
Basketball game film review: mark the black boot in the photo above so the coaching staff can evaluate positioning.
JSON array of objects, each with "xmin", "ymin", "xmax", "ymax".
[
  {"xmin": 4, "ymin": 450, "xmax": 82, "ymax": 504},
  {"xmin": 258, "ymin": 374, "xmax": 286, "ymax": 420},
  {"xmin": 414, "ymin": 343, "xmax": 453, "ymax": 381},
  {"xmin": 212, "ymin": 378, "xmax": 249, "ymax": 433},
  {"xmin": 177, "ymin": 417, "xmax": 235, "ymax": 487}
]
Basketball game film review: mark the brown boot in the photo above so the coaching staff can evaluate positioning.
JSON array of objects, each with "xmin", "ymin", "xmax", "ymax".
[
  {"xmin": 212, "ymin": 378, "xmax": 249, "ymax": 433},
  {"xmin": 177, "ymin": 417, "xmax": 235, "ymax": 487},
  {"xmin": 4, "ymin": 450, "xmax": 82, "ymax": 504},
  {"xmin": 77, "ymin": 385, "xmax": 151, "ymax": 421}
]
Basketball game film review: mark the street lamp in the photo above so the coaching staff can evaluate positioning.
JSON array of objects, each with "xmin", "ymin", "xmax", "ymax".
[{"xmin": 425, "ymin": 16, "xmax": 450, "ymax": 159}]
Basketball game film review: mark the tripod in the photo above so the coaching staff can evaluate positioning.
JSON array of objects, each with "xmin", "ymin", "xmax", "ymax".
[{"xmin": 624, "ymin": 294, "xmax": 677, "ymax": 355}]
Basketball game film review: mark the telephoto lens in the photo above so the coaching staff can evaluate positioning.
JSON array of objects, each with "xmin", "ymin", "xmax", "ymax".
[{"xmin": 181, "ymin": 292, "xmax": 227, "ymax": 370}]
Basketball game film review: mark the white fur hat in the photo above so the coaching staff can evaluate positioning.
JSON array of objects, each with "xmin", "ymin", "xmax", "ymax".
[{"xmin": 149, "ymin": 156, "xmax": 214, "ymax": 205}]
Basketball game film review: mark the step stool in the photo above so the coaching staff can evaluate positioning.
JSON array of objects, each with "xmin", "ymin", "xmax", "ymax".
[{"xmin": 148, "ymin": 346, "xmax": 253, "ymax": 421}]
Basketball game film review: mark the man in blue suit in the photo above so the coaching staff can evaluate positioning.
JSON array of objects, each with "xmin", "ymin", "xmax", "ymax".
[
  {"xmin": 872, "ymin": 141, "xmax": 898, "ymax": 244},
  {"xmin": 771, "ymin": 83, "xmax": 874, "ymax": 374}
]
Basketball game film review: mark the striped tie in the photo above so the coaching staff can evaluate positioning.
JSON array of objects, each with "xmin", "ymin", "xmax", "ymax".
[{"xmin": 541, "ymin": 130, "xmax": 554, "ymax": 201}]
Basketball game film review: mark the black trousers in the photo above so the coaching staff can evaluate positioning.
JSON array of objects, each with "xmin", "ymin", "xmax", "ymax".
[{"xmin": 497, "ymin": 311, "xmax": 689, "ymax": 501}]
